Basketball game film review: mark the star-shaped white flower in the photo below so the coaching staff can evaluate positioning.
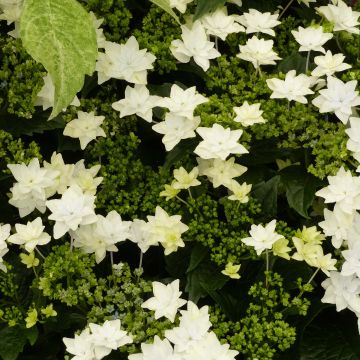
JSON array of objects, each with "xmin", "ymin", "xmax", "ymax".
[
  {"xmin": 317, "ymin": 0, "xmax": 360, "ymax": 34},
  {"xmin": 346, "ymin": 117, "xmax": 360, "ymax": 154},
  {"xmin": 160, "ymin": 84, "xmax": 208, "ymax": 119},
  {"xmin": 201, "ymin": 6, "xmax": 244, "ymax": 41},
  {"xmin": 237, "ymin": 8, "xmax": 280, "ymax": 37},
  {"xmin": 152, "ymin": 113, "xmax": 200, "ymax": 151},
  {"xmin": 7, "ymin": 217, "xmax": 51, "ymax": 253},
  {"xmin": 237, "ymin": 36, "xmax": 281, "ymax": 69},
  {"xmin": 173, "ymin": 167, "xmax": 201, "ymax": 190},
  {"xmin": 312, "ymin": 76, "xmax": 360, "ymax": 124},
  {"xmin": 170, "ymin": 21, "xmax": 221, "ymax": 72},
  {"xmin": 141, "ymin": 279, "xmax": 187, "ymax": 322},
  {"xmin": 96, "ymin": 37, "xmax": 156, "ymax": 84},
  {"xmin": 311, "ymin": 50, "xmax": 351, "ymax": 77},
  {"xmin": 242, "ymin": 219, "xmax": 284, "ymax": 255},
  {"xmin": 266, "ymin": 70, "xmax": 314, "ymax": 104},
  {"xmin": 291, "ymin": 26, "xmax": 333, "ymax": 53},
  {"xmin": 194, "ymin": 123, "xmax": 248, "ymax": 160},
  {"xmin": 233, "ymin": 101, "xmax": 266, "ymax": 126},
  {"xmin": 46, "ymin": 185, "xmax": 97, "ymax": 239},
  {"xmin": 112, "ymin": 84, "xmax": 162, "ymax": 123},
  {"xmin": 63, "ymin": 111, "xmax": 106, "ymax": 150}
]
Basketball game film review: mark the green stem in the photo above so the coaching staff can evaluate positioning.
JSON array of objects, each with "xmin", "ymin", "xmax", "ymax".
[
  {"xmin": 279, "ymin": 0, "xmax": 295, "ymax": 19},
  {"xmin": 265, "ymin": 249, "xmax": 270, "ymax": 288},
  {"xmin": 305, "ymin": 50, "xmax": 311, "ymax": 73}
]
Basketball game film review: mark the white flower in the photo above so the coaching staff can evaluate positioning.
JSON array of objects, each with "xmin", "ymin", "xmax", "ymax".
[
  {"xmin": 111, "ymin": 85, "xmax": 162, "ymax": 123},
  {"xmin": 63, "ymin": 328, "xmax": 96, "ymax": 360},
  {"xmin": 237, "ymin": 9, "xmax": 280, "ymax": 36},
  {"xmin": 0, "ymin": 224, "xmax": 10, "ymax": 273},
  {"xmin": 322, "ymin": 271, "xmax": 360, "ymax": 314},
  {"xmin": 242, "ymin": 219, "xmax": 284, "ymax": 255},
  {"xmin": 0, "ymin": 0, "xmax": 22, "ymax": 37},
  {"xmin": 317, "ymin": 0, "xmax": 360, "ymax": 34},
  {"xmin": 160, "ymin": 84, "xmax": 208, "ymax": 119},
  {"xmin": 266, "ymin": 70, "xmax": 314, "ymax": 104},
  {"xmin": 200, "ymin": 6, "xmax": 244, "ymax": 41},
  {"xmin": 169, "ymin": 0, "xmax": 193, "ymax": 13},
  {"xmin": 319, "ymin": 205, "xmax": 355, "ymax": 249},
  {"xmin": 129, "ymin": 336, "xmax": 180, "ymax": 360},
  {"xmin": 233, "ymin": 101, "xmax": 266, "ymax": 126},
  {"xmin": 35, "ymin": 74, "xmax": 80, "ymax": 111},
  {"xmin": 227, "ymin": 180, "xmax": 252, "ymax": 203},
  {"xmin": 8, "ymin": 158, "xmax": 59, "ymax": 217},
  {"xmin": 144, "ymin": 206, "xmax": 188, "ymax": 255},
  {"xmin": 312, "ymin": 76, "xmax": 360, "ymax": 124},
  {"xmin": 315, "ymin": 167, "xmax": 360, "ymax": 214},
  {"xmin": 194, "ymin": 123, "xmax": 248, "ymax": 160},
  {"xmin": 200, "ymin": 157, "xmax": 247, "ymax": 188},
  {"xmin": 291, "ymin": 26, "xmax": 333, "ymax": 53},
  {"xmin": 342, "ymin": 243, "xmax": 360, "ymax": 278},
  {"xmin": 88, "ymin": 320, "xmax": 132, "ymax": 359},
  {"xmin": 89, "ymin": 11, "xmax": 106, "ymax": 49},
  {"xmin": 73, "ymin": 211, "xmax": 131, "ymax": 263},
  {"xmin": 46, "ymin": 185, "xmax": 97, "ymax": 239},
  {"xmin": 7, "ymin": 217, "xmax": 51, "ymax": 253},
  {"xmin": 170, "ymin": 21, "xmax": 221, "ymax": 72},
  {"xmin": 96, "ymin": 37, "xmax": 156, "ymax": 84},
  {"xmin": 237, "ymin": 36, "xmax": 281, "ymax": 69},
  {"xmin": 173, "ymin": 167, "xmax": 201, "ymax": 190},
  {"xmin": 63, "ymin": 111, "xmax": 106, "ymax": 150},
  {"xmin": 346, "ymin": 117, "xmax": 360, "ymax": 155},
  {"xmin": 128, "ymin": 219, "xmax": 154, "ymax": 253},
  {"xmin": 141, "ymin": 279, "xmax": 187, "ymax": 322},
  {"xmin": 152, "ymin": 113, "xmax": 200, "ymax": 151},
  {"xmin": 70, "ymin": 160, "xmax": 103, "ymax": 196},
  {"xmin": 311, "ymin": 50, "xmax": 351, "ymax": 77}
]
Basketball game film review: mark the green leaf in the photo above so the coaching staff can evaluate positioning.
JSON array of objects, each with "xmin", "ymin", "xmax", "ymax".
[
  {"xmin": 20, "ymin": 0, "xmax": 97, "ymax": 119},
  {"xmin": 252, "ymin": 175, "xmax": 281, "ymax": 217},
  {"xmin": 150, "ymin": 0, "xmax": 181, "ymax": 24},
  {"xmin": 193, "ymin": 0, "xmax": 226, "ymax": 20},
  {"xmin": 277, "ymin": 51, "xmax": 307, "ymax": 73},
  {"xmin": 280, "ymin": 165, "xmax": 322, "ymax": 218}
]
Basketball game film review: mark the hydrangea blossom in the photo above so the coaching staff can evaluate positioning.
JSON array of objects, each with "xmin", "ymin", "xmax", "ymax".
[
  {"xmin": 70, "ymin": 160, "xmax": 103, "ymax": 196},
  {"xmin": 194, "ymin": 124, "xmax": 248, "ymax": 160},
  {"xmin": 63, "ymin": 111, "xmax": 106, "ymax": 150},
  {"xmin": 170, "ymin": 21, "xmax": 221, "ymax": 71},
  {"xmin": 346, "ymin": 117, "xmax": 360, "ymax": 156},
  {"xmin": 237, "ymin": 36, "xmax": 281, "ymax": 69},
  {"xmin": 311, "ymin": 51, "xmax": 351, "ymax": 77},
  {"xmin": 291, "ymin": 26, "xmax": 333, "ymax": 53},
  {"xmin": 312, "ymin": 77, "xmax": 360, "ymax": 124},
  {"xmin": 266, "ymin": 70, "xmax": 314, "ymax": 104},
  {"xmin": 128, "ymin": 219, "xmax": 154, "ymax": 253},
  {"xmin": 227, "ymin": 180, "xmax": 252, "ymax": 203},
  {"xmin": 0, "ymin": 224, "xmax": 10, "ymax": 272},
  {"xmin": 172, "ymin": 167, "xmax": 201, "ymax": 190},
  {"xmin": 237, "ymin": 8, "xmax": 280, "ymax": 36},
  {"xmin": 233, "ymin": 101, "xmax": 266, "ymax": 126},
  {"xmin": 200, "ymin": 6, "xmax": 244, "ymax": 40},
  {"xmin": 96, "ymin": 36, "xmax": 156, "ymax": 84},
  {"xmin": 141, "ymin": 279, "xmax": 187, "ymax": 322}
]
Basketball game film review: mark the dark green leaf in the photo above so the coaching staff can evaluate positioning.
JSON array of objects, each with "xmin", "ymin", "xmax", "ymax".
[
  {"xmin": 277, "ymin": 51, "xmax": 307, "ymax": 74},
  {"xmin": 193, "ymin": 0, "xmax": 226, "ymax": 20},
  {"xmin": 280, "ymin": 165, "xmax": 322, "ymax": 218},
  {"xmin": 186, "ymin": 244, "xmax": 208, "ymax": 273},
  {"xmin": 150, "ymin": 0, "xmax": 181, "ymax": 24}
]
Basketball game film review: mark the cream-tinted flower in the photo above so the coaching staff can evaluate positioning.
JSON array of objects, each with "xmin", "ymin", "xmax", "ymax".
[
  {"xmin": 141, "ymin": 279, "xmax": 187, "ymax": 322},
  {"xmin": 293, "ymin": 225, "xmax": 325, "ymax": 245},
  {"xmin": 266, "ymin": 70, "xmax": 314, "ymax": 104},
  {"xmin": 160, "ymin": 84, "xmax": 208, "ymax": 119},
  {"xmin": 272, "ymin": 238, "xmax": 291, "ymax": 260},
  {"xmin": 311, "ymin": 50, "xmax": 351, "ymax": 77},
  {"xmin": 152, "ymin": 113, "xmax": 200, "ymax": 151},
  {"xmin": 317, "ymin": 0, "xmax": 360, "ymax": 34},
  {"xmin": 170, "ymin": 0, "xmax": 193, "ymax": 13},
  {"xmin": 63, "ymin": 111, "xmax": 106, "ymax": 150},
  {"xmin": 173, "ymin": 167, "xmax": 201, "ymax": 190},
  {"xmin": 201, "ymin": 6, "xmax": 244, "ymax": 40},
  {"xmin": 312, "ymin": 76, "xmax": 360, "ymax": 124},
  {"xmin": 20, "ymin": 252, "xmax": 39, "ymax": 268},
  {"xmin": 160, "ymin": 182, "xmax": 181, "ymax": 201},
  {"xmin": 0, "ymin": 224, "xmax": 10, "ymax": 273},
  {"xmin": 227, "ymin": 180, "xmax": 252, "ymax": 202},
  {"xmin": 242, "ymin": 220, "xmax": 284, "ymax": 255},
  {"xmin": 112, "ymin": 84, "xmax": 162, "ymax": 123},
  {"xmin": 128, "ymin": 219, "xmax": 156, "ymax": 254},
  {"xmin": 144, "ymin": 206, "xmax": 188, "ymax": 255},
  {"xmin": 291, "ymin": 26, "xmax": 333, "ymax": 53},
  {"xmin": 63, "ymin": 328, "xmax": 96, "ymax": 360},
  {"xmin": 35, "ymin": 74, "xmax": 80, "ymax": 111},
  {"xmin": 237, "ymin": 9, "xmax": 280, "ymax": 36},
  {"xmin": 170, "ymin": 21, "xmax": 221, "ymax": 71},
  {"xmin": 221, "ymin": 262, "xmax": 241, "ymax": 279},
  {"xmin": 46, "ymin": 185, "xmax": 97, "ymax": 239},
  {"xmin": 7, "ymin": 217, "xmax": 51, "ymax": 253},
  {"xmin": 96, "ymin": 37, "xmax": 156, "ymax": 84},
  {"xmin": 194, "ymin": 124, "xmax": 248, "ymax": 160},
  {"xmin": 237, "ymin": 36, "xmax": 281, "ymax": 69},
  {"xmin": 70, "ymin": 160, "xmax": 103, "ymax": 196},
  {"xmin": 233, "ymin": 101, "xmax": 266, "ymax": 126}
]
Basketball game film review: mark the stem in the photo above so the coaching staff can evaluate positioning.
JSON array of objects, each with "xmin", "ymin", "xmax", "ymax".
[
  {"xmin": 279, "ymin": 0, "xmax": 295, "ymax": 19},
  {"xmin": 305, "ymin": 50, "xmax": 311, "ymax": 73},
  {"xmin": 176, "ymin": 195, "xmax": 190, "ymax": 207},
  {"xmin": 138, "ymin": 250, "xmax": 144, "ymax": 270},
  {"xmin": 215, "ymin": 36, "xmax": 219, "ymax": 51},
  {"xmin": 187, "ymin": 188, "xmax": 193, "ymax": 200},
  {"xmin": 110, "ymin": 252, "xmax": 114, "ymax": 267},
  {"xmin": 70, "ymin": 235, "xmax": 74, "ymax": 252},
  {"xmin": 265, "ymin": 249, "xmax": 270, "ymax": 288},
  {"xmin": 35, "ymin": 247, "xmax": 45, "ymax": 260},
  {"xmin": 307, "ymin": 267, "xmax": 320, "ymax": 285}
]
